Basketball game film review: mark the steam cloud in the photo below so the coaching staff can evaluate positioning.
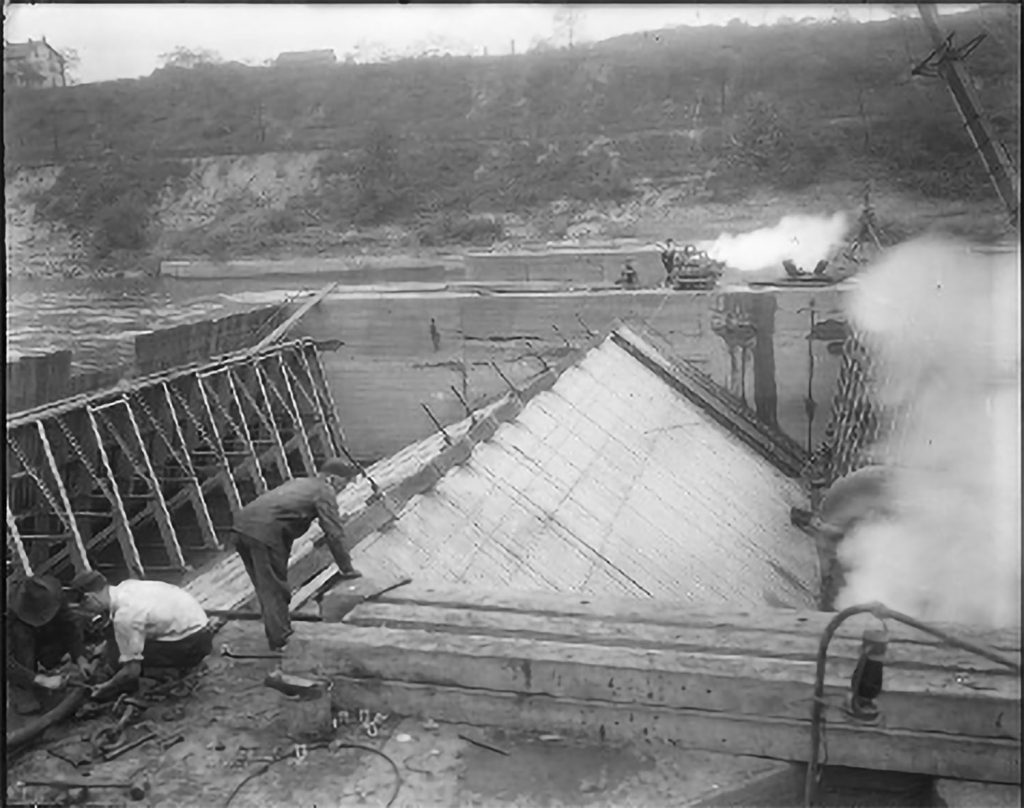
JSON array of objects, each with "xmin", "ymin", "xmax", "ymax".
[
  {"xmin": 705, "ymin": 212, "xmax": 850, "ymax": 274},
  {"xmin": 835, "ymin": 236, "xmax": 1021, "ymax": 628}
]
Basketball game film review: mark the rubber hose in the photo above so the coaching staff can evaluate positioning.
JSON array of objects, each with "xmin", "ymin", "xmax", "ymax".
[{"xmin": 7, "ymin": 687, "xmax": 88, "ymax": 752}]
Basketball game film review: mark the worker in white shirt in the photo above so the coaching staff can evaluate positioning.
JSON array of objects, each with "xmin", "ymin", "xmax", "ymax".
[{"xmin": 69, "ymin": 570, "xmax": 214, "ymax": 702}]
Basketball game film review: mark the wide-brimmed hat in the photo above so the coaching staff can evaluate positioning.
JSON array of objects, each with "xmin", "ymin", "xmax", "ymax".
[
  {"xmin": 10, "ymin": 575, "xmax": 63, "ymax": 627},
  {"xmin": 69, "ymin": 570, "xmax": 109, "ymax": 597},
  {"xmin": 320, "ymin": 459, "xmax": 356, "ymax": 480}
]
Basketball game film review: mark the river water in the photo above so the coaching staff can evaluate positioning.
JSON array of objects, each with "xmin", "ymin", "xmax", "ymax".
[
  {"xmin": 4, "ymin": 276, "xmax": 337, "ymax": 373},
  {"xmin": 4, "ymin": 266, "xmax": 460, "ymax": 373}
]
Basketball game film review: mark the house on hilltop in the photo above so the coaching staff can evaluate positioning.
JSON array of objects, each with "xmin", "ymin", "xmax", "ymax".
[
  {"xmin": 275, "ymin": 49, "xmax": 336, "ymax": 68},
  {"xmin": 4, "ymin": 37, "xmax": 65, "ymax": 88}
]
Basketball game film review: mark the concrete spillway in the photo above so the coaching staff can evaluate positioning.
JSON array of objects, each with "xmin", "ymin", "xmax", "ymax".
[{"xmin": 292, "ymin": 284, "xmax": 850, "ymax": 461}]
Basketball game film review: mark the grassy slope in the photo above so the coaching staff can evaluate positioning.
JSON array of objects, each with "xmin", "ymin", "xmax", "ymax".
[{"xmin": 3, "ymin": 8, "xmax": 1019, "ymax": 268}]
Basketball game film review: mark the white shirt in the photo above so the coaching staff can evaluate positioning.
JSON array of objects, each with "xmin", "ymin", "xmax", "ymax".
[{"xmin": 109, "ymin": 580, "xmax": 209, "ymax": 663}]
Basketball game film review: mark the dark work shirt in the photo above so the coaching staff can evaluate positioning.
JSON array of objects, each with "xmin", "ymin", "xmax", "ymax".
[
  {"xmin": 232, "ymin": 477, "xmax": 346, "ymax": 548},
  {"xmin": 6, "ymin": 603, "xmax": 86, "ymax": 688}
]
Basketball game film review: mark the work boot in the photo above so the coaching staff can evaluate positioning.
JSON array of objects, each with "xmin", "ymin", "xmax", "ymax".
[{"xmin": 338, "ymin": 568, "xmax": 362, "ymax": 581}]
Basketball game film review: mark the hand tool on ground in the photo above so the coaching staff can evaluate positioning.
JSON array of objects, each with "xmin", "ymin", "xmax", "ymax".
[
  {"xmin": 262, "ymin": 671, "xmax": 329, "ymax": 698},
  {"xmin": 457, "ymin": 733, "xmax": 509, "ymax": 756},
  {"xmin": 323, "ymin": 576, "xmax": 413, "ymax": 620},
  {"xmin": 91, "ymin": 696, "xmax": 148, "ymax": 752},
  {"xmin": 101, "ymin": 723, "xmax": 159, "ymax": 761},
  {"xmin": 157, "ymin": 732, "xmax": 185, "ymax": 750},
  {"xmin": 17, "ymin": 777, "xmax": 149, "ymax": 801},
  {"xmin": 220, "ymin": 644, "xmax": 283, "ymax": 660}
]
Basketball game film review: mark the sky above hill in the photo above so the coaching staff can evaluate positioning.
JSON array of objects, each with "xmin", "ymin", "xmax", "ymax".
[{"xmin": 6, "ymin": 3, "xmax": 980, "ymax": 85}]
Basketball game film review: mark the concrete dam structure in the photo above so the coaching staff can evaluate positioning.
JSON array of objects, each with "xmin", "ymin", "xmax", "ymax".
[{"xmin": 292, "ymin": 283, "xmax": 850, "ymax": 462}]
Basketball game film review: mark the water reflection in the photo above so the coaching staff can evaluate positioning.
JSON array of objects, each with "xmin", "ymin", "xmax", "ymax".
[
  {"xmin": 5, "ymin": 264, "xmax": 461, "ymax": 373},
  {"xmin": 5, "ymin": 276, "xmax": 306, "ymax": 372}
]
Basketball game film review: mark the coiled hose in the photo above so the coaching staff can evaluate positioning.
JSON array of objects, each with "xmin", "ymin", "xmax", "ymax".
[{"xmin": 7, "ymin": 686, "xmax": 88, "ymax": 753}]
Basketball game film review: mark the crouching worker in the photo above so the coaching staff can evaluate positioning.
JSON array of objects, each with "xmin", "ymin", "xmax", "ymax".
[
  {"xmin": 231, "ymin": 458, "xmax": 362, "ymax": 654},
  {"xmin": 7, "ymin": 575, "xmax": 90, "ymax": 714},
  {"xmin": 70, "ymin": 571, "xmax": 213, "ymax": 702}
]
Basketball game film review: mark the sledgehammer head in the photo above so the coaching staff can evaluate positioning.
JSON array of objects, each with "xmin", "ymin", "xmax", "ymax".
[{"xmin": 129, "ymin": 779, "xmax": 150, "ymax": 801}]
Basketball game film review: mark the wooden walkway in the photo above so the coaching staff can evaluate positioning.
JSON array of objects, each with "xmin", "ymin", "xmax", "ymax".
[{"xmin": 295, "ymin": 585, "xmax": 1022, "ymax": 784}]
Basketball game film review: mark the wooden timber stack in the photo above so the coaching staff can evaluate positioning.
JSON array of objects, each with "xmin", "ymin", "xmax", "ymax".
[{"xmin": 292, "ymin": 585, "xmax": 1021, "ymax": 784}]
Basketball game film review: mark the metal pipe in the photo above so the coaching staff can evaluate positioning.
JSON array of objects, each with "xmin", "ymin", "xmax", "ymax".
[
  {"xmin": 421, "ymin": 403, "xmax": 452, "ymax": 446},
  {"xmin": 804, "ymin": 602, "xmax": 1020, "ymax": 807},
  {"xmin": 7, "ymin": 687, "xmax": 88, "ymax": 752}
]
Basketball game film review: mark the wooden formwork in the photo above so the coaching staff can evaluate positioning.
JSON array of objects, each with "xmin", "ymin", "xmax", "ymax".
[{"xmin": 5, "ymin": 338, "xmax": 344, "ymax": 586}]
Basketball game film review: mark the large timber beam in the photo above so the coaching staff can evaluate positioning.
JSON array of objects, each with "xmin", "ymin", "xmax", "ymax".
[
  {"xmin": 917, "ymin": 4, "xmax": 1020, "ymax": 228},
  {"xmin": 6, "ymin": 338, "xmax": 319, "ymax": 429},
  {"xmin": 291, "ymin": 586, "xmax": 1021, "ymax": 784}
]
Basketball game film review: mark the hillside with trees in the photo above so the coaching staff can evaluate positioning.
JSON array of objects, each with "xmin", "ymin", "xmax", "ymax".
[{"xmin": 4, "ymin": 7, "xmax": 1019, "ymax": 268}]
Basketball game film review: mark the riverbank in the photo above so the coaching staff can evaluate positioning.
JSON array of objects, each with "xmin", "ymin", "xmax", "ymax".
[{"xmin": 5, "ymin": 176, "xmax": 1013, "ymax": 281}]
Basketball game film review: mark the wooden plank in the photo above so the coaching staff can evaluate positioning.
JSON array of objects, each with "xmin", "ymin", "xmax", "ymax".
[
  {"xmin": 246, "ymin": 282, "xmax": 339, "ymax": 355},
  {"xmin": 271, "ymin": 354, "xmax": 316, "ymax": 474},
  {"xmin": 194, "ymin": 376, "xmax": 242, "ymax": 514},
  {"xmin": 162, "ymin": 382, "xmax": 219, "ymax": 550},
  {"xmin": 251, "ymin": 359, "xmax": 293, "ymax": 482},
  {"xmin": 371, "ymin": 585, "xmax": 1023, "ymax": 651},
  {"xmin": 229, "ymin": 364, "xmax": 291, "ymax": 484},
  {"xmin": 122, "ymin": 398, "xmax": 187, "ymax": 571},
  {"xmin": 347, "ymin": 602, "xmax": 1021, "ymax": 675},
  {"xmin": 8, "ymin": 337, "xmax": 310, "ymax": 429},
  {"xmin": 6, "ymin": 500, "xmax": 32, "ymax": 577},
  {"xmin": 223, "ymin": 370, "xmax": 268, "ymax": 495},
  {"xmin": 86, "ymin": 408, "xmax": 143, "ymax": 578},
  {"xmin": 35, "ymin": 420, "xmax": 91, "ymax": 573},
  {"xmin": 331, "ymin": 677, "xmax": 1021, "ymax": 783},
  {"xmin": 289, "ymin": 625, "xmax": 1019, "ymax": 740}
]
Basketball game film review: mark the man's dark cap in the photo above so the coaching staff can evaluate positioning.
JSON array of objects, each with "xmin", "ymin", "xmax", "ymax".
[
  {"xmin": 10, "ymin": 575, "xmax": 63, "ymax": 627},
  {"xmin": 320, "ymin": 458, "xmax": 357, "ymax": 479},
  {"xmin": 69, "ymin": 570, "xmax": 108, "ymax": 596}
]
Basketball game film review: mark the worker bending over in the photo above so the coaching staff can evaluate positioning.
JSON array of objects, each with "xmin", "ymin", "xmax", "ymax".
[
  {"xmin": 6, "ymin": 575, "xmax": 90, "ymax": 714},
  {"xmin": 231, "ymin": 458, "xmax": 362, "ymax": 654},
  {"xmin": 71, "ymin": 571, "xmax": 213, "ymax": 701}
]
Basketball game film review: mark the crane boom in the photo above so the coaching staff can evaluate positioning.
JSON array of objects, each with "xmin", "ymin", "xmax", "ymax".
[{"xmin": 916, "ymin": 4, "xmax": 1020, "ymax": 229}]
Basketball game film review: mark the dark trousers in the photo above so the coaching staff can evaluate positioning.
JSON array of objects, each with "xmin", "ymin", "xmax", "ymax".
[
  {"xmin": 235, "ymin": 532, "xmax": 293, "ymax": 651},
  {"xmin": 102, "ymin": 623, "xmax": 214, "ymax": 674}
]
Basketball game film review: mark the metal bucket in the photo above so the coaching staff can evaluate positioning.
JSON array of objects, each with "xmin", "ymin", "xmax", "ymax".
[{"xmin": 281, "ymin": 680, "xmax": 334, "ymax": 742}]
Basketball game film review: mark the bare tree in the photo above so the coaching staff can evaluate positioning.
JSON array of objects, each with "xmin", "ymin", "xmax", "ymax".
[
  {"xmin": 158, "ymin": 46, "xmax": 223, "ymax": 69},
  {"xmin": 554, "ymin": 6, "xmax": 584, "ymax": 49},
  {"xmin": 59, "ymin": 47, "xmax": 81, "ymax": 85}
]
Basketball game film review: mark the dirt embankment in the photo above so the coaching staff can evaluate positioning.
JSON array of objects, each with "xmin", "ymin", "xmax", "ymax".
[{"xmin": 5, "ymin": 148, "xmax": 1013, "ymax": 281}]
